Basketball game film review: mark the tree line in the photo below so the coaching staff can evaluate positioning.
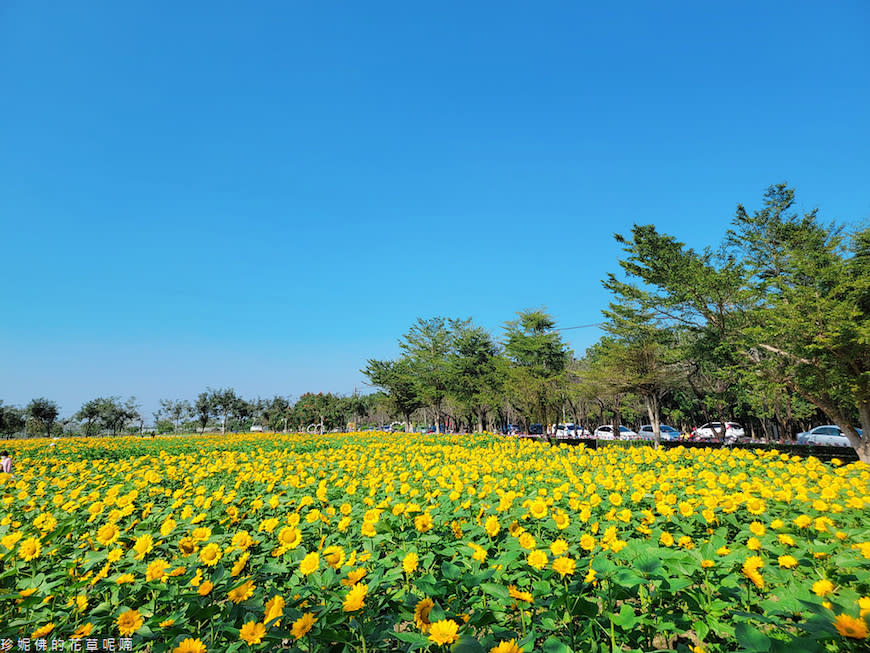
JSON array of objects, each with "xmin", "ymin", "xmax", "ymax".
[
  {"xmin": 2, "ymin": 186, "xmax": 867, "ymax": 460},
  {"xmin": 0, "ymin": 390, "xmax": 391, "ymax": 438}
]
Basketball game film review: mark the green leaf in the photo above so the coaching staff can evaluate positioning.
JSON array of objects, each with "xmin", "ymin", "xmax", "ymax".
[
  {"xmin": 429, "ymin": 602, "xmax": 447, "ymax": 622},
  {"xmin": 571, "ymin": 597, "xmax": 599, "ymax": 617},
  {"xmin": 451, "ymin": 635, "xmax": 486, "ymax": 653},
  {"xmin": 540, "ymin": 616, "xmax": 558, "ymax": 630},
  {"xmin": 441, "ymin": 561, "xmax": 462, "ymax": 580},
  {"xmin": 661, "ymin": 576, "xmax": 693, "ymax": 592},
  {"xmin": 541, "ymin": 636, "xmax": 573, "ymax": 653},
  {"xmin": 735, "ymin": 622, "xmax": 771, "ymax": 652},
  {"xmin": 633, "ymin": 553, "xmax": 663, "ymax": 576},
  {"xmin": 211, "ymin": 564, "xmax": 227, "ymax": 583},
  {"xmin": 613, "ymin": 568, "xmax": 645, "ymax": 589},
  {"xmin": 136, "ymin": 625, "xmax": 155, "ymax": 639},
  {"xmin": 395, "ymin": 631, "xmax": 431, "ymax": 646},
  {"xmin": 481, "ymin": 583, "xmax": 509, "ymax": 600},
  {"xmin": 610, "ymin": 604, "xmax": 637, "ymax": 629}
]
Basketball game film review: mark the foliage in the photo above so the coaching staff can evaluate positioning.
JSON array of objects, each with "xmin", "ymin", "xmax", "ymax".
[
  {"xmin": 157, "ymin": 399, "xmax": 193, "ymax": 436},
  {"xmin": 728, "ymin": 185, "xmax": 870, "ymax": 459},
  {"xmin": 75, "ymin": 397, "xmax": 141, "ymax": 436},
  {"xmin": 503, "ymin": 310, "xmax": 571, "ymax": 428},
  {"xmin": 25, "ymin": 398, "xmax": 59, "ymax": 438},
  {"xmin": 0, "ymin": 401, "xmax": 25, "ymax": 437}
]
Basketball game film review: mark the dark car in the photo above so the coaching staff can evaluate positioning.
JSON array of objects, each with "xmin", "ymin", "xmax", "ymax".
[{"xmin": 529, "ymin": 423, "xmax": 544, "ymax": 435}]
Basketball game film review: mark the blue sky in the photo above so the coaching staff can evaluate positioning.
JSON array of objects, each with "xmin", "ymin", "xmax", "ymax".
[{"xmin": 2, "ymin": 1, "xmax": 869, "ymax": 419}]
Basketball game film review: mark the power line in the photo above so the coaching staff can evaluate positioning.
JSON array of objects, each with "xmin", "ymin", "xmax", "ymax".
[{"xmin": 550, "ymin": 323, "xmax": 605, "ymax": 331}]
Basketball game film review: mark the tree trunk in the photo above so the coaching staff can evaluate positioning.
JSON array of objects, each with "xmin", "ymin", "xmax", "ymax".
[
  {"xmin": 645, "ymin": 393, "xmax": 661, "ymax": 450},
  {"xmin": 848, "ymin": 400, "xmax": 870, "ymax": 463},
  {"xmin": 612, "ymin": 394, "xmax": 623, "ymax": 439}
]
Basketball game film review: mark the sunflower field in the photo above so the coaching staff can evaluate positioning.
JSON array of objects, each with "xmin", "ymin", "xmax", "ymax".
[{"xmin": 1, "ymin": 432, "xmax": 869, "ymax": 653}]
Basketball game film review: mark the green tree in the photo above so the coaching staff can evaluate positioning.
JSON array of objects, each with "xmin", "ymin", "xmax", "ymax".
[
  {"xmin": 158, "ymin": 399, "xmax": 192, "ymax": 436},
  {"xmin": 447, "ymin": 320, "xmax": 503, "ymax": 432},
  {"xmin": 264, "ymin": 395, "xmax": 293, "ymax": 432},
  {"xmin": 609, "ymin": 223, "xmax": 751, "ymax": 437},
  {"xmin": 399, "ymin": 318, "xmax": 454, "ymax": 433},
  {"xmin": 503, "ymin": 309, "xmax": 571, "ymax": 429},
  {"xmin": 96, "ymin": 396, "xmax": 140, "ymax": 435},
  {"xmin": 194, "ymin": 392, "xmax": 214, "ymax": 434},
  {"xmin": 729, "ymin": 185, "xmax": 870, "ymax": 460},
  {"xmin": 601, "ymin": 283, "xmax": 687, "ymax": 446},
  {"xmin": 26, "ymin": 398, "xmax": 59, "ymax": 438},
  {"xmin": 205, "ymin": 388, "xmax": 241, "ymax": 435},
  {"xmin": 76, "ymin": 399, "xmax": 104, "ymax": 437},
  {"xmin": 340, "ymin": 392, "xmax": 369, "ymax": 430},
  {"xmin": 0, "ymin": 402, "xmax": 25, "ymax": 437},
  {"xmin": 581, "ymin": 339, "xmax": 629, "ymax": 432},
  {"xmin": 293, "ymin": 393, "xmax": 346, "ymax": 431},
  {"xmin": 362, "ymin": 358, "xmax": 424, "ymax": 433}
]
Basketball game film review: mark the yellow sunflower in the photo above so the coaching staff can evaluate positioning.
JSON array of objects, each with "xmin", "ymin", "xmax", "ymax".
[
  {"xmin": 117, "ymin": 609, "xmax": 143, "ymax": 636},
  {"xmin": 342, "ymin": 582, "xmax": 367, "ymax": 612},
  {"xmin": 414, "ymin": 597, "xmax": 435, "ymax": 633},
  {"xmin": 290, "ymin": 612, "xmax": 316, "ymax": 640},
  {"xmin": 239, "ymin": 621, "xmax": 265, "ymax": 645}
]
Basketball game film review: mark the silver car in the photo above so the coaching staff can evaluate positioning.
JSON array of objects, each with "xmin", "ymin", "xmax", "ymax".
[
  {"xmin": 796, "ymin": 425, "xmax": 854, "ymax": 447},
  {"xmin": 638, "ymin": 424, "xmax": 682, "ymax": 441},
  {"xmin": 594, "ymin": 425, "xmax": 638, "ymax": 440}
]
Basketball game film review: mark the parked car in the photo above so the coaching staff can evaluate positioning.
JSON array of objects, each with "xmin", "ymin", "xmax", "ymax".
[
  {"xmin": 555, "ymin": 423, "xmax": 591, "ymax": 437},
  {"xmin": 594, "ymin": 425, "xmax": 638, "ymax": 440},
  {"xmin": 796, "ymin": 425, "xmax": 858, "ymax": 447},
  {"xmin": 638, "ymin": 424, "xmax": 682, "ymax": 441},
  {"xmin": 693, "ymin": 422, "xmax": 745, "ymax": 441},
  {"xmin": 529, "ymin": 423, "xmax": 544, "ymax": 436}
]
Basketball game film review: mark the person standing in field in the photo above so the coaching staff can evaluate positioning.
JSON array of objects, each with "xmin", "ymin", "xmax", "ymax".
[{"xmin": 0, "ymin": 450, "xmax": 12, "ymax": 478}]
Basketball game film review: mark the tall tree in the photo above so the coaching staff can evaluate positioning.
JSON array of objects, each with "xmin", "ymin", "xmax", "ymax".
[
  {"xmin": 503, "ymin": 309, "xmax": 571, "ymax": 429},
  {"xmin": 601, "ymin": 284, "xmax": 686, "ymax": 446},
  {"xmin": 0, "ymin": 402, "xmax": 25, "ymax": 437},
  {"xmin": 158, "ymin": 399, "xmax": 192, "ymax": 436},
  {"xmin": 207, "ymin": 388, "xmax": 241, "ymax": 435},
  {"xmin": 76, "ymin": 399, "xmax": 104, "ymax": 436},
  {"xmin": 609, "ymin": 224, "xmax": 750, "ymax": 437},
  {"xmin": 581, "ymin": 340, "xmax": 629, "ymax": 432},
  {"xmin": 26, "ymin": 398, "xmax": 59, "ymax": 438},
  {"xmin": 194, "ymin": 392, "xmax": 213, "ymax": 434},
  {"xmin": 729, "ymin": 185, "xmax": 870, "ymax": 460},
  {"xmin": 399, "ymin": 318, "xmax": 454, "ymax": 433},
  {"xmin": 264, "ymin": 395, "xmax": 293, "ymax": 432},
  {"xmin": 362, "ymin": 358, "xmax": 424, "ymax": 433},
  {"xmin": 97, "ymin": 397, "xmax": 141, "ymax": 436},
  {"xmin": 447, "ymin": 321, "xmax": 503, "ymax": 432}
]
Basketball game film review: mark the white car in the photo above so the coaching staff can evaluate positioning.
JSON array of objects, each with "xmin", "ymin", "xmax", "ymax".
[
  {"xmin": 796, "ymin": 425, "xmax": 855, "ymax": 447},
  {"xmin": 554, "ymin": 423, "xmax": 591, "ymax": 437},
  {"xmin": 693, "ymin": 422, "xmax": 744, "ymax": 441},
  {"xmin": 638, "ymin": 424, "xmax": 682, "ymax": 441},
  {"xmin": 594, "ymin": 425, "xmax": 638, "ymax": 440}
]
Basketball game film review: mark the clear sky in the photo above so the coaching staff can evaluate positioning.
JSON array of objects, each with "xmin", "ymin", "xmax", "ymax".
[{"xmin": 2, "ymin": 1, "xmax": 869, "ymax": 419}]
